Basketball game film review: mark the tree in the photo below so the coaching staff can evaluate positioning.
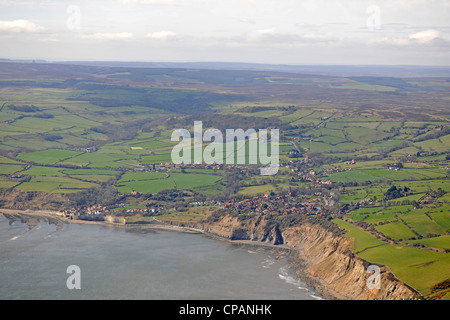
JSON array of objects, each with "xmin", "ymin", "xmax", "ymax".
[{"xmin": 384, "ymin": 185, "xmax": 407, "ymax": 200}]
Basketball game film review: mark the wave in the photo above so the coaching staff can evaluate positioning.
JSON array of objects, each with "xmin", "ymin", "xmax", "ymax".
[
  {"xmin": 278, "ymin": 265, "xmax": 304, "ymax": 287},
  {"xmin": 8, "ymin": 232, "xmax": 27, "ymax": 241},
  {"xmin": 44, "ymin": 229, "xmax": 61, "ymax": 239},
  {"xmin": 8, "ymin": 222, "xmax": 57, "ymax": 241},
  {"xmin": 261, "ymin": 256, "xmax": 276, "ymax": 268},
  {"xmin": 278, "ymin": 265, "xmax": 323, "ymax": 299}
]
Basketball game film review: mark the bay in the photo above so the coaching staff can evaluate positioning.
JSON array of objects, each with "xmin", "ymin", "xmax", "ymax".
[{"xmin": 0, "ymin": 214, "xmax": 321, "ymax": 300}]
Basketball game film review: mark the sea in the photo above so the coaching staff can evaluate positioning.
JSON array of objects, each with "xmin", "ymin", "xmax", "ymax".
[{"xmin": 0, "ymin": 214, "xmax": 322, "ymax": 300}]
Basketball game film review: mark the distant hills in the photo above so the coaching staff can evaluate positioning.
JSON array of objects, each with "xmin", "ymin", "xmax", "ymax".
[{"xmin": 1, "ymin": 58, "xmax": 450, "ymax": 77}]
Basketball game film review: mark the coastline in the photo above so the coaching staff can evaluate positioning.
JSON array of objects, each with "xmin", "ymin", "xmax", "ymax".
[
  {"xmin": 0, "ymin": 208, "xmax": 208, "ymax": 235},
  {"xmin": 0, "ymin": 208, "xmax": 341, "ymax": 300}
]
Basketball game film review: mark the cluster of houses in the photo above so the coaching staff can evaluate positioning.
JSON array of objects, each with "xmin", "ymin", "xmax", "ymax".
[
  {"xmin": 63, "ymin": 203, "xmax": 164, "ymax": 219},
  {"xmin": 285, "ymin": 162, "xmax": 355, "ymax": 186},
  {"xmin": 339, "ymin": 197, "xmax": 377, "ymax": 215},
  {"xmin": 10, "ymin": 173, "xmax": 26, "ymax": 180},
  {"xmin": 129, "ymin": 162, "xmax": 228, "ymax": 172},
  {"xmin": 78, "ymin": 146, "xmax": 98, "ymax": 153},
  {"xmin": 158, "ymin": 161, "xmax": 263, "ymax": 173},
  {"xmin": 344, "ymin": 159, "xmax": 356, "ymax": 165},
  {"xmin": 221, "ymin": 192, "xmax": 334, "ymax": 216},
  {"xmin": 387, "ymin": 162, "xmax": 403, "ymax": 171},
  {"xmin": 62, "ymin": 204, "xmax": 121, "ymax": 218}
]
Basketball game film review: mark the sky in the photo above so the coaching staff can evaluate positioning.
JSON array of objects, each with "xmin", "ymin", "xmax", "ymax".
[{"xmin": 0, "ymin": 0, "xmax": 449, "ymax": 65}]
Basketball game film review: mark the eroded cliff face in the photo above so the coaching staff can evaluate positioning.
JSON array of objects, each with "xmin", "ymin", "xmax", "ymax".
[
  {"xmin": 201, "ymin": 214, "xmax": 284, "ymax": 244},
  {"xmin": 200, "ymin": 214, "xmax": 423, "ymax": 300},
  {"xmin": 0, "ymin": 189, "xmax": 69, "ymax": 211}
]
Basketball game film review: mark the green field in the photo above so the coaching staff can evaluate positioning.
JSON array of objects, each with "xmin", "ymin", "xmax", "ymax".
[
  {"xmin": 406, "ymin": 236, "xmax": 450, "ymax": 250},
  {"xmin": 22, "ymin": 166, "xmax": 65, "ymax": 176},
  {"xmin": 333, "ymin": 219, "xmax": 385, "ymax": 253},
  {"xmin": 238, "ymin": 184, "xmax": 280, "ymax": 195},
  {"xmin": 375, "ymin": 221, "xmax": 417, "ymax": 241},
  {"xmin": 17, "ymin": 149, "xmax": 82, "ymax": 165},
  {"xmin": 0, "ymin": 176, "xmax": 20, "ymax": 189},
  {"xmin": 17, "ymin": 176, "xmax": 98, "ymax": 193},
  {"xmin": 116, "ymin": 171, "xmax": 223, "ymax": 194}
]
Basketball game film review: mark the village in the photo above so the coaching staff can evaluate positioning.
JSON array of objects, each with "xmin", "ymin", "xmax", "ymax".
[
  {"xmin": 61, "ymin": 154, "xmax": 361, "ymax": 222},
  {"xmin": 283, "ymin": 155, "xmax": 355, "ymax": 186},
  {"xmin": 220, "ymin": 191, "xmax": 335, "ymax": 216},
  {"xmin": 60, "ymin": 148, "xmax": 432, "ymax": 224},
  {"xmin": 62, "ymin": 188, "xmax": 338, "ymax": 222}
]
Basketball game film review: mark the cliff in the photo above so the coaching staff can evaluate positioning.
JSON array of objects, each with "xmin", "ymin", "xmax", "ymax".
[
  {"xmin": 199, "ymin": 213, "xmax": 423, "ymax": 300},
  {"xmin": 0, "ymin": 189, "xmax": 69, "ymax": 211}
]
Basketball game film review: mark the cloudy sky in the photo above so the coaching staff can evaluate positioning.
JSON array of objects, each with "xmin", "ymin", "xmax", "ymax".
[{"xmin": 0, "ymin": 0, "xmax": 449, "ymax": 65}]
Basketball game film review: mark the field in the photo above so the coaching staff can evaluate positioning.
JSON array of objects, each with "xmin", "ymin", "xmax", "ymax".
[
  {"xmin": 0, "ymin": 61, "xmax": 449, "ymax": 299},
  {"xmin": 17, "ymin": 149, "xmax": 82, "ymax": 165},
  {"xmin": 334, "ymin": 219, "xmax": 450, "ymax": 297},
  {"xmin": 17, "ymin": 176, "xmax": 98, "ymax": 193},
  {"xmin": 116, "ymin": 171, "xmax": 224, "ymax": 194},
  {"xmin": 238, "ymin": 184, "xmax": 280, "ymax": 195},
  {"xmin": 336, "ymin": 175, "xmax": 450, "ymax": 298},
  {"xmin": 156, "ymin": 206, "xmax": 216, "ymax": 225}
]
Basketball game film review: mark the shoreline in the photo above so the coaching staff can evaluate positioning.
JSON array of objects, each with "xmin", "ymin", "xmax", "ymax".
[
  {"xmin": 0, "ymin": 208, "xmax": 340, "ymax": 300},
  {"xmin": 0, "ymin": 208, "xmax": 292, "ymax": 246}
]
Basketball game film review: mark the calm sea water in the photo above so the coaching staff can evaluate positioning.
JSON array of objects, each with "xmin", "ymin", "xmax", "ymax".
[{"xmin": 0, "ymin": 214, "xmax": 321, "ymax": 300}]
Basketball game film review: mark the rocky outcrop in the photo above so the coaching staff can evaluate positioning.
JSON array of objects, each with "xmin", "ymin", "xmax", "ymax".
[
  {"xmin": 204, "ymin": 214, "xmax": 284, "ymax": 244},
  {"xmin": 200, "ymin": 213, "xmax": 423, "ymax": 300}
]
